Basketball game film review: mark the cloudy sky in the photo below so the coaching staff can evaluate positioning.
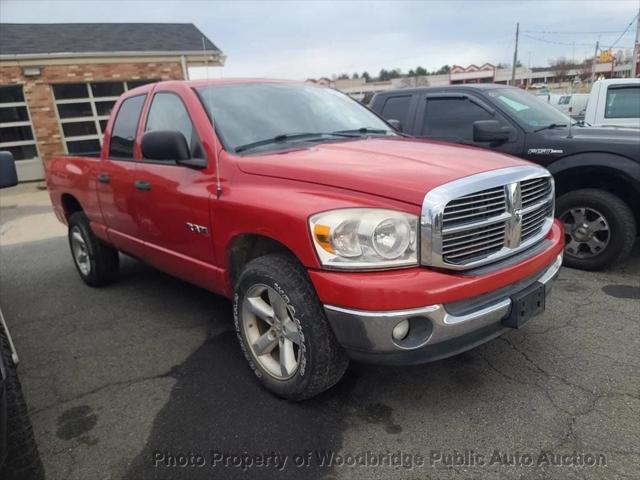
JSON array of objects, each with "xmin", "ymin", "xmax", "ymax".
[{"xmin": 2, "ymin": 0, "xmax": 638, "ymax": 79}]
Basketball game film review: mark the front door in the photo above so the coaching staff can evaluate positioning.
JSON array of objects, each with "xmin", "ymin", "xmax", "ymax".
[
  {"xmin": 132, "ymin": 90, "xmax": 217, "ymax": 288},
  {"xmin": 417, "ymin": 93, "xmax": 524, "ymax": 156}
]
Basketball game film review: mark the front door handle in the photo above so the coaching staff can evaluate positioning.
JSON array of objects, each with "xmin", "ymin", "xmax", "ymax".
[
  {"xmin": 134, "ymin": 180, "xmax": 152, "ymax": 192},
  {"xmin": 97, "ymin": 173, "xmax": 110, "ymax": 184}
]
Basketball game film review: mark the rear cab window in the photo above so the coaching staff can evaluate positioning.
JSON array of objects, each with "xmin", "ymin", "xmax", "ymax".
[
  {"xmin": 605, "ymin": 86, "xmax": 640, "ymax": 119},
  {"xmin": 380, "ymin": 95, "xmax": 412, "ymax": 129},
  {"xmin": 108, "ymin": 94, "xmax": 147, "ymax": 159}
]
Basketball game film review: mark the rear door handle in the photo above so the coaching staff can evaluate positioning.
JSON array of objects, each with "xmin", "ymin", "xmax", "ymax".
[
  {"xmin": 97, "ymin": 173, "xmax": 110, "ymax": 184},
  {"xmin": 134, "ymin": 180, "xmax": 152, "ymax": 192}
]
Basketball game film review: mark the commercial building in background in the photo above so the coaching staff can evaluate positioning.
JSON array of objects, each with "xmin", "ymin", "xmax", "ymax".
[
  {"xmin": 0, "ymin": 23, "xmax": 224, "ymax": 181},
  {"xmin": 336, "ymin": 62, "xmax": 635, "ymax": 103}
]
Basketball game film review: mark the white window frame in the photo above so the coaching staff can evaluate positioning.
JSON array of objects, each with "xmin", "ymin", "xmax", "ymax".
[
  {"xmin": 53, "ymin": 80, "xmax": 156, "ymax": 154},
  {"xmin": 0, "ymin": 87, "xmax": 40, "ymax": 161}
]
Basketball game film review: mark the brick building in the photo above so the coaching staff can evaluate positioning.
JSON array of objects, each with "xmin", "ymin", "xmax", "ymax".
[{"xmin": 0, "ymin": 23, "xmax": 224, "ymax": 181}]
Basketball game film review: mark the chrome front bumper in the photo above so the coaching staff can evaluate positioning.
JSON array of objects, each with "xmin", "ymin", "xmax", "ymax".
[{"xmin": 324, "ymin": 253, "xmax": 563, "ymax": 365}]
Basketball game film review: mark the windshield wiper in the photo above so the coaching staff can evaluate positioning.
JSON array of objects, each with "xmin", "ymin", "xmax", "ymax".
[
  {"xmin": 235, "ymin": 132, "xmax": 359, "ymax": 153},
  {"xmin": 332, "ymin": 127, "xmax": 391, "ymax": 136},
  {"xmin": 534, "ymin": 123, "xmax": 568, "ymax": 133}
]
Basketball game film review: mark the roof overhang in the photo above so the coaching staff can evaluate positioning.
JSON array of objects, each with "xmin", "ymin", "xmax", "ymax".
[{"xmin": 0, "ymin": 50, "xmax": 225, "ymax": 64}]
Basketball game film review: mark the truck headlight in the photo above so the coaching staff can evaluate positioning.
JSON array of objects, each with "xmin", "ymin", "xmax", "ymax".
[{"xmin": 309, "ymin": 209, "xmax": 418, "ymax": 269}]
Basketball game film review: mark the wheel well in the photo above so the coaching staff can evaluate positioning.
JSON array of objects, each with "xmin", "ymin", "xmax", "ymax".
[
  {"xmin": 61, "ymin": 194, "xmax": 83, "ymax": 219},
  {"xmin": 228, "ymin": 234, "xmax": 295, "ymax": 286},
  {"xmin": 554, "ymin": 166, "xmax": 640, "ymax": 226}
]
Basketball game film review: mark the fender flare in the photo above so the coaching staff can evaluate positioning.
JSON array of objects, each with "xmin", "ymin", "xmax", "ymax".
[{"xmin": 546, "ymin": 152, "xmax": 640, "ymax": 182}]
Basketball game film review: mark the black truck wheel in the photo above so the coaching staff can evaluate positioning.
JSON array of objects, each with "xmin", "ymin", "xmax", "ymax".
[
  {"xmin": 233, "ymin": 254, "xmax": 349, "ymax": 400},
  {"xmin": 68, "ymin": 212, "xmax": 119, "ymax": 286},
  {"xmin": 0, "ymin": 328, "xmax": 44, "ymax": 480},
  {"xmin": 556, "ymin": 189, "xmax": 636, "ymax": 271}
]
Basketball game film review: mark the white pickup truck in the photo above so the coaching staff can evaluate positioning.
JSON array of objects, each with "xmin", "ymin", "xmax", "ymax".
[{"xmin": 583, "ymin": 78, "xmax": 640, "ymax": 128}]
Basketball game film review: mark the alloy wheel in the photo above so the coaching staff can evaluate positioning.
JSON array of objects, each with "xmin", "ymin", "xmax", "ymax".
[
  {"xmin": 242, "ymin": 284, "xmax": 302, "ymax": 380},
  {"xmin": 70, "ymin": 226, "xmax": 91, "ymax": 276},
  {"xmin": 560, "ymin": 207, "xmax": 610, "ymax": 259}
]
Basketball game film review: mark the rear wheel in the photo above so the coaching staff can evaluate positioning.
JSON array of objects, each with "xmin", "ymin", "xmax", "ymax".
[
  {"xmin": 233, "ymin": 254, "xmax": 349, "ymax": 400},
  {"xmin": 68, "ymin": 212, "xmax": 119, "ymax": 286},
  {"xmin": 557, "ymin": 189, "xmax": 636, "ymax": 271}
]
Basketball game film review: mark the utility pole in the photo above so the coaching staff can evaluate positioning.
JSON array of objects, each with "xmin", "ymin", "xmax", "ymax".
[
  {"xmin": 591, "ymin": 40, "xmax": 599, "ymax": 83},
  {"xmin": 632, "ymin": 6, "xmax": 640, "ymax": 78},
  {"xmin": 511, "ymin": 22, "xmax": 519, "ymax": 86}
]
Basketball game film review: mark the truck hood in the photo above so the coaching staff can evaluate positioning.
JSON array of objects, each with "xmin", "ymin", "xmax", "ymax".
[{"xmin": 237, "ymin": 137, "xmax": 530, "ymax": 205}]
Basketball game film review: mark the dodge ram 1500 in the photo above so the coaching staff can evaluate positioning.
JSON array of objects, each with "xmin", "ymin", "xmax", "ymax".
[{"xmin": 46, "ymin": 80, "xmax": 564, "ymax": 400}]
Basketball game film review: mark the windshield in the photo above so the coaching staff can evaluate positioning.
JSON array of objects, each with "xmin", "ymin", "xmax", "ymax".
[
  {"xmin": 196, "ymin": 82, "xmax": 395, "ymax": 153},
  {"xmin": 487, "ymin": 88, "xmax": 574, "ymax": 128}
]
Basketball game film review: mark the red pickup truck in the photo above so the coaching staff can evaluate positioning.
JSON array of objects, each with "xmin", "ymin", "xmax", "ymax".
[{"xmin": 46, "ymin": 80, "xmax": 564, "ymax": 400}]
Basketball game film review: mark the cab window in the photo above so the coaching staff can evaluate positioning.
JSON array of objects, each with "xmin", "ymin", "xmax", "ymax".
[
  {"xmin": 109, "ymin": 94, "xmax": 146, "ymax": 159},
  {"xmin": 380, "ymin": 95, "xmax": 412, "ymax": 128},
  {"xmin": 145, "ymin": 92, "xmax": 205, "ymax": 160},
  {"xmin": 605, "ymin": 86, "xmax": 640, "ymax": 119},
  {"xmin": 423, "ymin": 97, "xmax": 502, "ymax": 142}
]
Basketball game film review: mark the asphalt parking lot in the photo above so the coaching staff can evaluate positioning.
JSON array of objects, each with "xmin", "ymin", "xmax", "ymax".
[{"xmin": 1, "ymin": 184, "xmax": 639, "ymax": 480}]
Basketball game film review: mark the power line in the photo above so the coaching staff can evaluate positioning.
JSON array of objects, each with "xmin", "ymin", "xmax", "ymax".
[
  {"xmin": 521, "ymin": 12, "xmax": 639, "ymax": 50},
  {"xmin": 521, "ymin": 33, "xmax": 632, "ymax": 50},
  {"xmin": 522, "ymin": 30, "xmax": 625, "ymax": 35},
  {"xmin": 608, "ymin": 12, "xmax": 639, "ymax": 49},
  {"xmin": 521, "ymin": 33, "xmax": 596, "ymax": 48}
]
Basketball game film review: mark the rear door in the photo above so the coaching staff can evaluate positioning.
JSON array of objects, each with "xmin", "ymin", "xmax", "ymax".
[
  {"xmin": 96, "ymin": 93, "xmax": 147, "ymax": 256},
  {"xmin": 416, "ymin": 93, "xmax": 524, "ymax": 155},
  {"xmin": 131, "ymin": 88, "xmax": 217, "ymax": 285}
]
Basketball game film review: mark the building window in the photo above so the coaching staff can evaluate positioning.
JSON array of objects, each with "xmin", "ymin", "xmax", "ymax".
[
  {"xmin": 0, "ymin": 85, "xmax": 39, "ymax": 161},
  {"xmin": 52, "ymin": 80, "xmax": 157, "ymax": 155}
]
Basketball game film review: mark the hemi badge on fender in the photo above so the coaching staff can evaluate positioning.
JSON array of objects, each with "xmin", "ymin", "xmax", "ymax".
[{"xmin": 186, "ymin": 222, "xmax": 209, "ymax": 235}]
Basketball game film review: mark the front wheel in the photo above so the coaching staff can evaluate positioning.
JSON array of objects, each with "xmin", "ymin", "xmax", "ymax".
[
  {"xmin": 556, "ymin": 189, "xmax": 637, "ymax": 271},
  {"xmin": 233, "ymin": 254, "xmax": 348, "ymax": 400}
]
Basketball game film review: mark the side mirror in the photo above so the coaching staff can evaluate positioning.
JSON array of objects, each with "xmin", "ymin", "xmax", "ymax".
[
  {"xmin": 141, "ymin": 130, "xmax": 207, "ymax": 169},
  {"xmin": 142, "ymin": 130, "xmax": 191, "ymax": 162},
  {"xmin": 473, "ymin": 120, "xmax": 511, "ymax": 143},
  {"xmin": 0, "ymin": 151, "xmax": 18, "ymax": 189},
  {"xmin": 387, "ymin": 118, "xmax": 403, "ymax": 132}
]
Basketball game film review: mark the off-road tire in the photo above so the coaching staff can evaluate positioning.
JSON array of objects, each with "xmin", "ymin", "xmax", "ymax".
[
  {"xmin": 556, "ymin": 189, "xmax": 636, "ymax": 271},
  {"xmin": 233, "ymin": 254, "xmax": 349, "ymax": 400},
  {"xmin": 68, "ymin": 212, "xmax": 119, "ymax": 286},
  {"xmin": 0, "ymin": 328, "xmax": 44, "ymax": 480}
]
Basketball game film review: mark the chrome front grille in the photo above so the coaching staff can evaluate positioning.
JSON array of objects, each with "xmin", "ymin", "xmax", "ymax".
[
  {"xmin": 442, "ymin": 186, "xmax": 506, "ymax": 228},
  {"xmin": 521, "ymin": 201, "xmax": 553, "ymax": 241},
  {"xmin": 421, "ymin": 166, "xmax": 554, "ymax": 270},
  {"xmin": 442, "ymin": 222, "xmax": 506, "ymax": 262},
  {"xmin": 521, "ymin": 177, "xmax": 552, "ymax": 208}
]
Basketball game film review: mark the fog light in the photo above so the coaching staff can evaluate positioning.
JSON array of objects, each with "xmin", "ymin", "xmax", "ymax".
[{"xmin": 392, "ymin": 319, "xmax": 410, "ymax": 340}]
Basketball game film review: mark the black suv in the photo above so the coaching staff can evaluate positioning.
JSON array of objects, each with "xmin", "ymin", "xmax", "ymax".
[{"xmin": 370, "ymin": 84, "xmax": 640, "ymax": 270}]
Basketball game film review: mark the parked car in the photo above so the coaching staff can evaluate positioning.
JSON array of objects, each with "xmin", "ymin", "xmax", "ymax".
[
  {"xmin": 0, "ymin": 152, "xmax": 44, "ymax": 480},
  {"xmin": 583, "ymin": 78, "xmax": 640, "ymax": 128},
  {"xmin": 46, "ymin": 80, "xmax": 563, "ymax": 400},
  {"xmin": 370, "ymin": 84, "xmax": 640, "ymax": 270},
  {"xmin": 554, "ymin": 93, "xmax": 589, "ymax": 120}
]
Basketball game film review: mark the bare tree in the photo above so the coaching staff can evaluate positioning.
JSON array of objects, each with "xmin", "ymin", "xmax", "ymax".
[
  {"xmin": 579, "ymin": 59, "xmax": 593, "ymax": 82},
  {"xmin": 397, "ymin": 76, "xmax": 430, "ymax": 88},
  {"xmin": 549, "ymin": 57, "xmax": 572, "ymax": 87}
]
